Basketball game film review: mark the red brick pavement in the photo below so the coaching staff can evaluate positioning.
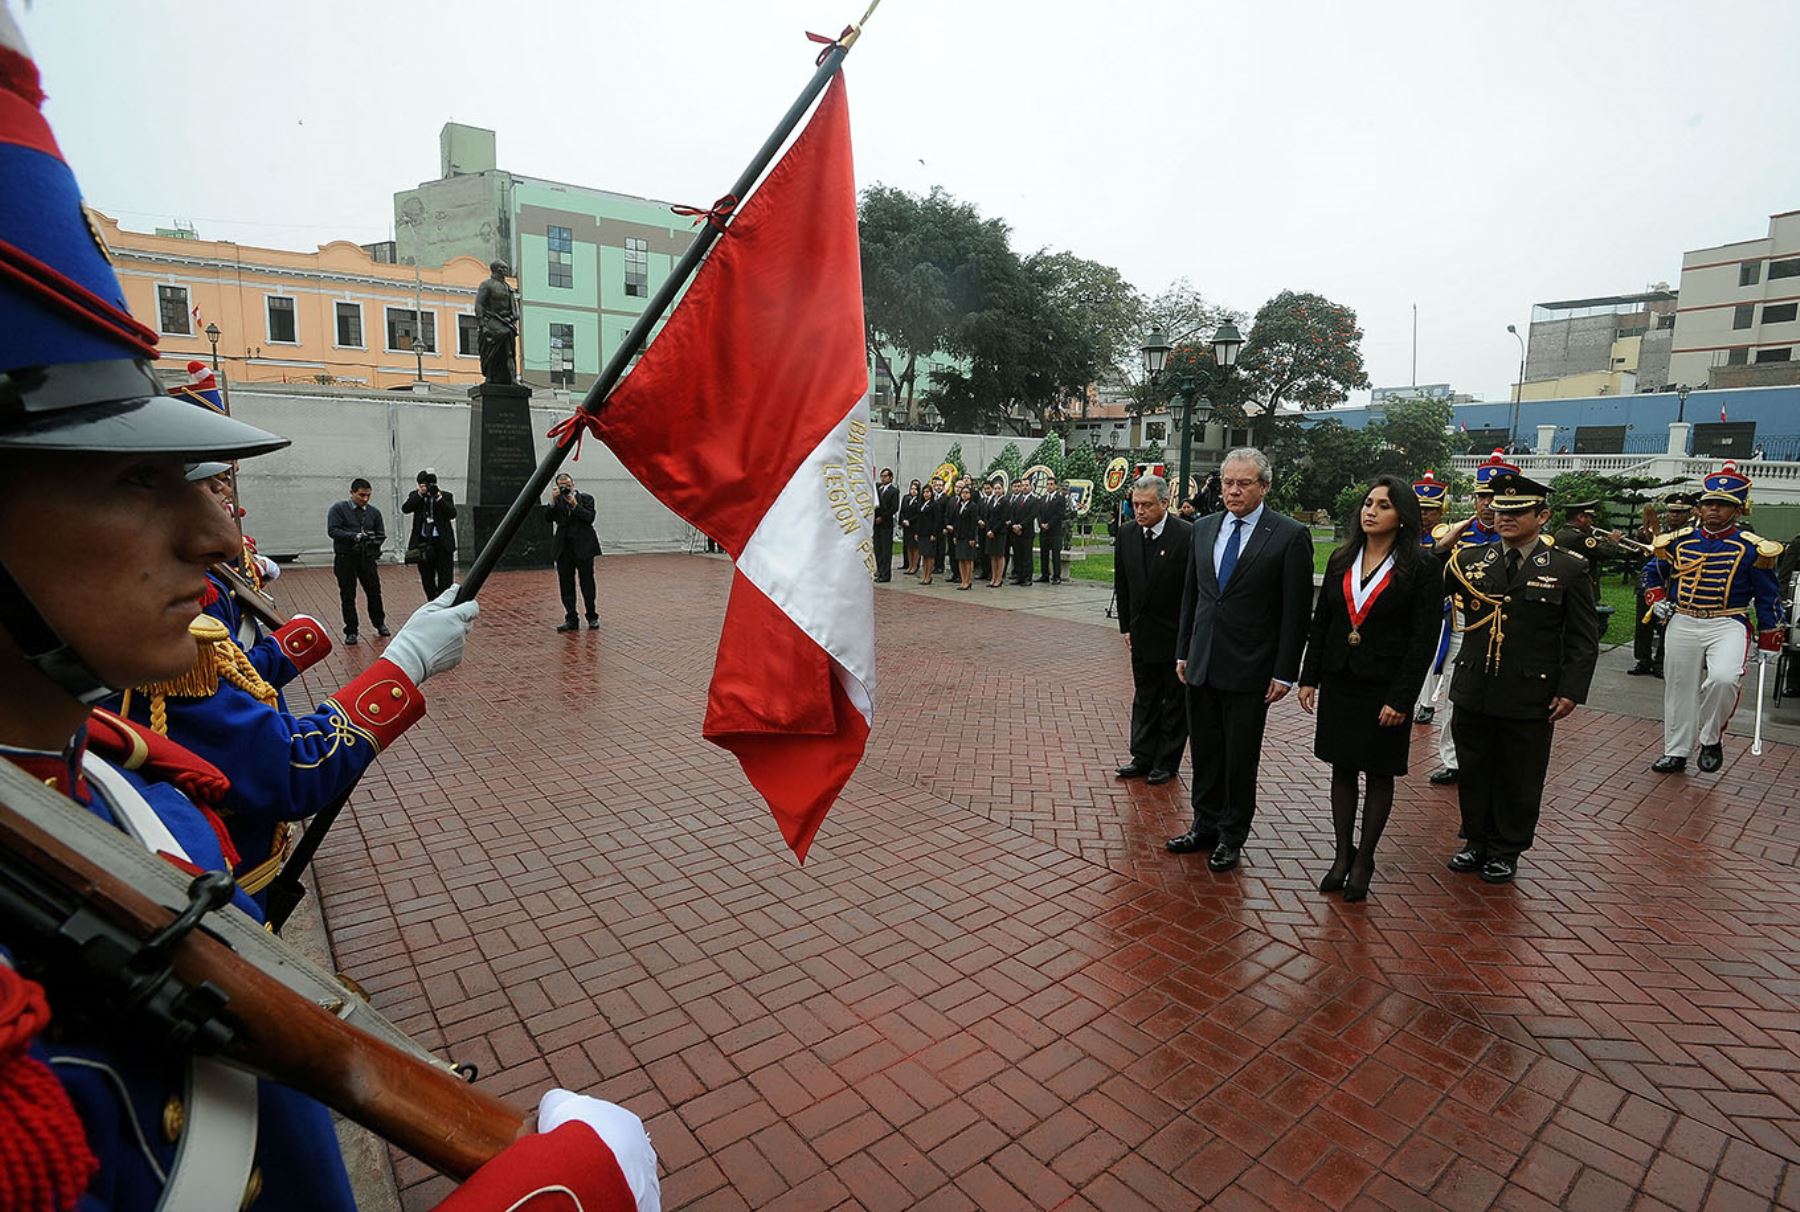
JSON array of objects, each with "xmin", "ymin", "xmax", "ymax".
[{"xmin": 271, "ymin": 556, "xmax": 1800, "ymax": 1210}]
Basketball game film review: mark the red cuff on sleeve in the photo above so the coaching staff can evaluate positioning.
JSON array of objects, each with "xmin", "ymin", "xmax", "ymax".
[
  {"xmin": 1758, "ymin": 629, "xmax": 1783, "ymax": 652},
  {"xmin": 1644, "ymin": 587, "xmax": 1666, "ymax": 606},
  {"xmin": 273, "ymin": 615, "xmax": 332, "ymax": 673},
  {"xmin": 327, "ymin": 659, "xmax": 425, "ymax": 752},
  {"xmin": 430, "ymin": 1122, "xmax": 637, "ymax": 1212}
]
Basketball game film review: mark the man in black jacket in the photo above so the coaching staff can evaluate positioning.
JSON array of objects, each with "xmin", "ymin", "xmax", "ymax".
[
  {"xmin": 546, "ymin": 472, "xmax": 601, "ymax": 632},
  {"xmin": 1008, "ymin": 479, "xmax": 1037, "ymax": 585},
  {"xmin": 1115, "ymin": 475, "xmax": 1194, "ymax": 784},
  {"xmin": 325, "ymin": 476, "xmax": 387, "ymax": 645},
  {"xmin": 401, "ymin": 467, "xmax": 458, "ymax": 600},
  {"xmin": 1038, "ymin": 474, "xmax": 1069, "ymax": 584},
  {"xmin": 1171, "ymin": 448, "xmax": 1314, "ymax": 872},
  {"xmin": 872, "ymin": 468, "xmax": 898, "ymax": 582}
]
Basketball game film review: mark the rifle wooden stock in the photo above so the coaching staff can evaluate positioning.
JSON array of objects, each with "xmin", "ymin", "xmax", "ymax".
[
  {"xmin": 210, "ymin": 560, "xmax": 288, "ymax": 630},
  {"xmin": 0, "ymin": 797, "xmax": 526, "ymax": 1180}
]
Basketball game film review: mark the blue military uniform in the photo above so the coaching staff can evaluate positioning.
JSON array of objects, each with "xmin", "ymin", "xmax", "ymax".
[{"xmin": 1642, "ymin": 461, "xmax": 1784, "ymax": 772}]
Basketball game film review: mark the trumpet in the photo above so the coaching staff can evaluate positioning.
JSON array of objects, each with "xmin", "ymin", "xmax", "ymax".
[{"xmin": 1615, "ymin": 534, "xmax": 1655, "ymax": 556}]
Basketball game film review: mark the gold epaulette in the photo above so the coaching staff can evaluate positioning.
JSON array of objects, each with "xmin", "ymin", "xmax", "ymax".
[
  {"xmin": 1542, "ymin": 533, "xmax": 1556, "ymax": 548},
  {"xmin": 130, "ymin": 616, "xmax": 279, "ymax": 735}
]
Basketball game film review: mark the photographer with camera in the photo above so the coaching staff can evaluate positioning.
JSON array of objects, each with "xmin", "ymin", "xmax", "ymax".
[
  {"xmin": 326, "ymin": 476, "xmax": 388, "ymax": 644},
  {"xmin": 402, "ymin": 466, "xmax": 458, "ymax": 600},
  {"xmin": 546, "ymin": 471, "xmax": 601, "ymax": 632}
]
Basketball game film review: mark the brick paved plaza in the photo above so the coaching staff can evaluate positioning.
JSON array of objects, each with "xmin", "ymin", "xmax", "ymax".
[{"xmin": 274, "ymin": 556, "xmax": 1800, "ymax": 1211}]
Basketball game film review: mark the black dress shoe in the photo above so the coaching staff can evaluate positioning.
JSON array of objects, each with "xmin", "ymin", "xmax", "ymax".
[
  {"xmin": 586, "ymin": 616, "xmax": 600, "ymax": 629},
  {"xmin": 1447, "ymin": 847, "xmax": 1483, "ymax": 873},
  {"xmin": 1207, "ymin": 843, "xmax": 1242, "ymax": 872},
  {"xmin": 1115, "ymin": 761, "xmax": 1149, "ymax": 779},
  {"xmin": 1146, "ymin": 768, "xmax": 1175, "ymax": 785},
  {"xmin": 1651, "ymin": 755, "xmax": 1687, "ymax": 774},
  {"xmin": 1626, "ymin": 662, "xmax": 1654, "ymax": 676},
  {"xmin": 1479, "ymin": 857, "xmax": 1518, "ymax": 884},
  {"xmin": 1318, "ymin": 853, "xmax": 1353, "ymax": 894},
  {"xmin": 556, "ymin": 619, "xmax": 580, "ymax": 633},
  {"xmin": 1343, "ymin": 868, "xmax": 1374, "ymax": 903},
  {"xmin": 1166, "ymin": 828, "xmax": 1217, "ymax": 854},
  {"xmin": 1698, "ymin": 743, "xmax": 1724, "ymax": 773},
  {"xmin": 1652, "ymin": 669, "xmax": 1664, "ymax": 679},
  {"xmin": 1414, "ymin": 706, "xmax": 1435, "ymax": 725},
  {"xmin": 1429, "ymin": 767, "xmax": 1459, "ymax": 785},
  {"xmin": 375, "ymin": 625, "xmax": 391, "ymax": 638},
  {"xmin": 344, "ymin": 631, "xmax": 359, "ymax": 646}
]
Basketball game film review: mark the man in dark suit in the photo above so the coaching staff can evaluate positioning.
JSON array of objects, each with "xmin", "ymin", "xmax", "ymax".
[
  {"xmin": 1008, "ymin": 479, "xmax": 1038, "ymax": 586},
  {"xmin": 1038, "ymin": 474, "xmax": 1069, "ymax": 584},
  {"xmin": 1115, "ymin": 474, "xmax": 1194, "ymax": 785},
  {"xmin": 401, "ymin": 467, "xmax": 458, "ymax": 600},
  {"xmin": 1170, "ymin": 448, "xmax": 1314, "ymax": 871},
  {"xmin": 873, "ymin": 468, "xmax": 898, "ymax": 582},
  {"xmin": 545, "ymin": 471, "xmax": 601, "ymax": 632}
]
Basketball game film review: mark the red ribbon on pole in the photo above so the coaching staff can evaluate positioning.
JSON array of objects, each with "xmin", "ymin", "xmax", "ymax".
[
  {"xmin": 671, "ymin": 194, "xmax": 739, "ymax": 233},
  {"xmin": 806, "ymin": 26, "xmax": 854, "ymax": 65},
  {"xmin": 546, "ymin": 409, "xmax": 603, "ymax": 461}
]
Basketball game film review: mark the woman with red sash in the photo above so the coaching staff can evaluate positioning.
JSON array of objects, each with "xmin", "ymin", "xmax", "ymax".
[{"xmin": 1297, "ymin": 476, "xmax": 1442, "ymax": 901}]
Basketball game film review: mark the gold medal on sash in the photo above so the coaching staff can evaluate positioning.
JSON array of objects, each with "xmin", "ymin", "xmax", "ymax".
[{"xmin": 1347, "ymin": 629, "xmax": 1361, "ymax": 646}]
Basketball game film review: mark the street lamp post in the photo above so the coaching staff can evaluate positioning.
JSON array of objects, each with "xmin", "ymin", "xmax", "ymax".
[
  {"xmin": 1506, "ymin": 323, "xmax": 1526, "ymax": 449},
  {"xmin": 1676, "ymin": 382, "xmax": 1691, "ymax": 424},
  {"xmin": 1141, "ymin": 323, "xmax": 1239, "ymax": 511},
  {"xmin": 1139, "ymin": 326, "xmax": 1173, "ymax": 494},
  {"xmin": 412, "ymin": 337, "xmax": 426, "ymax": 385},
  {"xmin": 204, "ymin": 322, "xmax": 221, "ymax": 374},
  {"xmin": 1203, "ymin": 322, "xmax": 1243, "ymax": 497}
]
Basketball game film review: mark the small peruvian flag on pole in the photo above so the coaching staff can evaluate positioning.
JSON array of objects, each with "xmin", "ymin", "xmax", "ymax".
[
  {"xmin": 1721, "ymin": 403, "xmax": 1728, "ymax": 422},
  {"xmin": 598, "ymin": 75, "xmax": 873, "ymax": 862}
]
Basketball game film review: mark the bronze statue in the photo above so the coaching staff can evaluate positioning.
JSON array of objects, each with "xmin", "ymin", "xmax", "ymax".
[{"xmin": 475, "ymin": 260, "xmax": 518, "ymax": 385}]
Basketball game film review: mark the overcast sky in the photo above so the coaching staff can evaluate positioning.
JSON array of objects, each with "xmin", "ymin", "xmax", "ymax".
[{"xmin": 22, "ymin": 0, "xmax": 1800, "ymax": 404}]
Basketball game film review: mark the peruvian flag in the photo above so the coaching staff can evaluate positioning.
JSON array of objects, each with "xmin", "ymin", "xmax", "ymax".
[
  {"xmin": 1721, "ymin": 403, "xmax": 1728, "ymax": 422},
  {"xmin": 598, "ymin": 74, "xmax": 873, "ymax": 862}
]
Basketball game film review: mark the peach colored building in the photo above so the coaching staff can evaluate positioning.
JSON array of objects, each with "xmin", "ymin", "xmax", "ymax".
[{"xmin": 95, "ymin": 212, "xmax": 494, "ymax": 390}]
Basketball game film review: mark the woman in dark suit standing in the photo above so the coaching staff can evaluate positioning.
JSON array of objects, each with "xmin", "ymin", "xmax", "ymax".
[
  {"xmin": 984, "ymin": 478, "xmax": 1011, "ymax": 587},
  {"xmin": 916, "ymin": 481, "xmax": 941, "ymax": 585},
  {"xmin": 951, "ymin": 481, "xmax": 980, "ymax": 590},
  {"xmin": 1297, "ymin": 474, "xmax": 1441, "ymax": 901},
  {"xmin": 899, "ymin": 480, "xmax": 922, "ymax": 574}
]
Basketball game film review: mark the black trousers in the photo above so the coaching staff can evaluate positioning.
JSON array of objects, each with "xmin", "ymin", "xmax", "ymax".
[
  {"xmin": 415, "ymin": 542, "xmax": 454, "ymax": 601},
  {"xmin": 1130, "ymin": 657, "xmax": 1186, "ymax": 772},
  {"xmin": 333, "ymin": 550, "xmax": 384, "ymax": 632},
  {"xmin": 1451, "ymin": 707, "xmax": 1553, "ymax": 860},
  {"xmin": 873, "ymin": 524, "xmax": 893, "ymax": 580},
  {"xmin": 1011, "ymin": 532, "xmax": 1034, "ymax": 582},
  {"xmin": 1039, "ymin": 530, "xmax": 1062, "ymax": 582},
  {"xmin": 1632, "ymin": 588, "xmax": 1664, "ymax": 668},
  {"xmin": 1186, "ymin": 681, "xmax": 1270, "ymax": 845},
  {"xmin": 557, "ymin": 550, "xmax": 597, "ymax": 620}
]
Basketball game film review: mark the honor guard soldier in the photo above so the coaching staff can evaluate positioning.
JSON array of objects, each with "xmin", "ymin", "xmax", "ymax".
[
  {"xmin": 0, "ymin": 12, "xmax": 658, "ymax": 1207},
  {"xmin": 1411, "ymin": 471, "xmax": 1450, "ymax": 723},
  {"xmin": 1442, "ymin": 472, "xmax": 1599, "ymax": 883},
  {"xmin": 1643, "ymin": 462, "xmax": 1785, "ymax": 774},
  {"xmin": 1552, "ymin": 498, "xmax": 1623, "ymax": 598},
  {"xmin": 1424, "ymin": 451, "xmax": 1513, "ymax": 783}
]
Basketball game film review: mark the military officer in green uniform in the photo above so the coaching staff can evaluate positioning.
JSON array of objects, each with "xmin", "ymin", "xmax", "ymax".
[
  {"xmin": 1443, "ymin": 472, "xmax": 1600, "ymax": 884},
  {"xmin": 1552, "ymin": 498, "xmax": 1623, "ymax": 597}
]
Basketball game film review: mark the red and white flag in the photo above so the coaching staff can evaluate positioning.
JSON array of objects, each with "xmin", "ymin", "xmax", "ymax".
[
  {"xmin": 1720, "ymin": 403, "xmax": 1728, "ymax": 422},
  {"xmin": 598, "ymin": 75, "xmax": 873, "ymax": 861}
]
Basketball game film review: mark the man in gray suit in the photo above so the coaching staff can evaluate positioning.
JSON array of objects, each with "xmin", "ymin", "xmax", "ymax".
[{"xmin": 1170, "ymin": 448, "xmax": 1314, "ymax": 872}]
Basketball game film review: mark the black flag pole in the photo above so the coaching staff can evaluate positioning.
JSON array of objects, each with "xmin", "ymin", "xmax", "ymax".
[{"xmin": 455, "ymin": 3, "xmax": 878, "ymax": 604}]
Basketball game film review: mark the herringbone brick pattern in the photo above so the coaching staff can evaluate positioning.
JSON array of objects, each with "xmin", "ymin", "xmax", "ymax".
[{"xmin": 272, "ymin": 556, "xmax": 1800, "ymax": 1210}]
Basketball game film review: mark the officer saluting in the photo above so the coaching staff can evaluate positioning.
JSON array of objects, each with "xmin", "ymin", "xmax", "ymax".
[
  {"xmin": 1443, "ymin": 472, "xmax": 1599, "ymax": 884},
  {"xmin": 1552, "ymin": 498, "xmax": 1623, "ymax": 598},
  {"xmin": 1643, "ymin": 461, "xmax": 1785, "ymax": 774},
  {"xmin": 1423, "ymin": 451, "xmax": 1512, "ymax": 784}
]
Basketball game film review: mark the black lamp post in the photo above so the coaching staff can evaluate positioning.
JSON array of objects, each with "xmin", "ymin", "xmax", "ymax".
[
  {"xmin": 1204, "ymin": 321, "xmax": 1244, "ymax": 487},
  {"xmin": 1139, "ymin": 326, "xmax": 1173, "ymax": 493},
  {"xmin": 1676, "ymin": 383, "xmax": 1691, "ymax": 424},
  {"xmin": 1507, "ymin": 323, "xmax": 1526, "ymax": 448},
  {"xmin": 204, "ymin": 322, "xmax": 221, "ymax": 374},
  {"xmin": 412, "ymin": 337, "xmax": 426, "ymax": 385}
]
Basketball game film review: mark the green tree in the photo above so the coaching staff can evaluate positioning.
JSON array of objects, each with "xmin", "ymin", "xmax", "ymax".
[
  {"xmin": 937, "ymin": 441, "xmax": 965, "ymax": 482},
  {"xmin": 1064, "ymin": 440, "xmax": 1099, "ymax": 486},
  {"xmin": 1131, "ymin": 280, "xmax": 1242, "ymax": 415},
  {"xmin": 1024, "ymin": 433, "xmax": 1065, "ymax": 479},
  {"xmin": 1232, "ymin": 291, "xmax": 1370, "ymax": 443},
  {"xmin": 1368, "ymin": 396, "xmax": 1458, "ymax": 482},
  {"xmin": 984, "ymin": 441, "xmax": 1025, "ymax": 484}
]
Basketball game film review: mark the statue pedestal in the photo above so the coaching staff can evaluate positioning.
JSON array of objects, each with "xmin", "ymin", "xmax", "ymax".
[{"xmin": 463, "ymin": 383, "xmax": 550, "ymax": 570}]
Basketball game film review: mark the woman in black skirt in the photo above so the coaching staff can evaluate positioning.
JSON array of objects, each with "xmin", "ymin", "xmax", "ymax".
[
  {"xmin": 915, "ymin": 481, "xmax": 941, "ymax": 585},
  {"xmin": 951, "ymin": 481, "xmax": 980, "ymax": 589},
  {"xmin": 1297, "ymin": 474, "xmax": 1442, "ymax": 901},
  {"xmin": 899, "ymin": 480, "xmax": 922, "ymax": 573},
  {"xmin": 983, "ymin": 478, "xmax": 1010, "ymax": 587}
]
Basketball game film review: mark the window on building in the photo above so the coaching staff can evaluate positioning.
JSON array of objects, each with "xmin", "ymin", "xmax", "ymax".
[
  {"xmin": 157, "ymin": 285, "xmax": 191, "ymax": 335},
  {"xmin": 1733, "ymin": 304, "xmax": 1755, "ymax": 330},
  {"xmin": 1762, "ymin": 302, "xmax": 1798, "ymax": 325},
  {"xmin": 457, "ymin": 314, "xmax": 479, "ymax": 357},
  {"xmin": 624, "ymin": 236, "xmax": 648, "ymax": 298},
  {"xmin": 266, "ymin": 296, "xmax": 297, "ymax": 344},
  {"xmin": 1739, "ymin": 260, "xmax": 1762, "ymax": 287},
  {"xmin": 386, "ymin": 308, "xmax": 436, "ymax": 353},
  {"xmin": 334, "ymin": 302, "xmax": 363, "ymax": 348},
  {"xmin": 1657, "ymin": 314, "xmax": 1676, "ymax": 329},
  {"xmin": 1754, "ymin": 347, "xmax": 1792, "ymax": 363},
  {"xmin": 547, "ymin": 224, "xmax": 573, "ymax": 289},
  {"xmin": 549, "ymin": 322, "xmax": 575, "ymax": 387},
  {"xmin": 1726, "ymin": 347, "xmax": 1750, "ymax": 366},
  {"xmin": 1145, "ymin": 421, "xmax": 1167, "ymax": 442},
  {"xmin": 1768, "ymin": 258, "xmax": 1800, "ymax": 281}
]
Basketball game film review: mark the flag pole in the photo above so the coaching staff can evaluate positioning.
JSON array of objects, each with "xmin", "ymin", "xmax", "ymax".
[{"xmin": 456, "ymin": 7, "xmax": 877, "ymax": 603}]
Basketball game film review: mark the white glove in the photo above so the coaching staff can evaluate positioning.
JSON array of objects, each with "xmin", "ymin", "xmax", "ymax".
[
  {"xmin": 1759, "ymin": 648, "xmax": 1776, "ymax": 666},
  {"xmin": 382, "ymin": 586, "xmax": 478, "ymax": 685},
  {"xmin": 1651, "ymin": 600, "xmax": 1674, "ymax": 623},
  {"xmin": 537, "ymin": 1089, "xmax": 660, "ymax": 1212},
  {"xmin": 255, "ymin": 555, "xmax": 281, "ymax": 582}
]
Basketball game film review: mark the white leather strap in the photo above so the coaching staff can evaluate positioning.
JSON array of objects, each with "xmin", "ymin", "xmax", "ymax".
[{"xmin": 80, "ymin": 754, "xmax": 261, "ymax": 1212}]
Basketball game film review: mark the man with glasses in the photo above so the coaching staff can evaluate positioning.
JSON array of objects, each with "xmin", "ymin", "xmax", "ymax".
[{"xmin": 1114, "ymin": 475, "xmax": 1193, "ymax": 785}]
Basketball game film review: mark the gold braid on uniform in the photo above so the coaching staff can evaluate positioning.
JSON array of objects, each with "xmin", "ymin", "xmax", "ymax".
[
  {"xmin": 136, "ymin": 616, "xmax": 279, "ymax": 737},
  {"xmin": 1447, "ymin": 556, "xmax": 1508, "ymax": 673}
]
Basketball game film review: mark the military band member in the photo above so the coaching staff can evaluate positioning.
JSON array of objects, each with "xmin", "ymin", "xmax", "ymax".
[
  {"xmin": 1411, "ymin": 471, "xmax": 1449, "ymax": 724},
  {"xmin": 1552, "ymin": 499, "xmax": 1623, "ymax": 598},
  {"xmin": 1424, "ymin": 451, "xmax": 1513, "ymax": 783},
  {"xmin": 1643, "ymin": 462, "xmax": 1785, "ymax": 774},
  {"xmin": 1629, "ymin": 492, "xmax": 1695, "ymax": 677},
  {"xmin": 1443, "ymin": 473, "xmax": 1599, "ymax": 883}
]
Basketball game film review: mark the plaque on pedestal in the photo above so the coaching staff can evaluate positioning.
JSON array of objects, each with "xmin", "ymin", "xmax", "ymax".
[{"xmin": 463, "ymin": 382, "xmax": 551, "ymax": 569}]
